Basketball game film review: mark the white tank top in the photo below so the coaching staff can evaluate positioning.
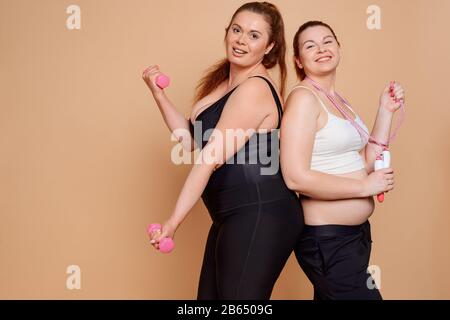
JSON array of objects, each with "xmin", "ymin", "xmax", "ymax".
[{"xmin": 293, "ymin": 86, "xmax": 369, "ymax": 174}]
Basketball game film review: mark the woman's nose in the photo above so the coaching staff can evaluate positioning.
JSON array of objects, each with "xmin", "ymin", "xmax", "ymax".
[
  {"xmin": 237, "ymin": 33, "xmax": 245, "ymax": 44},
  {"xmin": 317, "ymin": 45, "xmax": 325, "ymax": 52}
]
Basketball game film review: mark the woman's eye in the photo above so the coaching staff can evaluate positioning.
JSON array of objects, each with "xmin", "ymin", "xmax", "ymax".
[
  {"xmin": 306, "ymin": 45, "xmax": 314, "ymax": 49},
  {"xmin": 233, "ymin": 27, "xmax": 240, "ymax": 33},
  {"xmin": 325, "ymin": 40, "xmax": 332, "ymax": 44},
  {"xmin": 250, "ymin": 33, "xmax": 259, "ymax": 40}
]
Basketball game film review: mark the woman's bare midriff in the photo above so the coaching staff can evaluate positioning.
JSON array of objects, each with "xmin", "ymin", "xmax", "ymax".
[{"xmin": 301, "ymin": 168, "xmax": 375, "ymax": 226}]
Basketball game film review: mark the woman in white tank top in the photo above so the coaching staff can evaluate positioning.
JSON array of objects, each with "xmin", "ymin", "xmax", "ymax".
[{"xmin": 281, "ymin": 21, "xmax": 405, "ymax": 300}]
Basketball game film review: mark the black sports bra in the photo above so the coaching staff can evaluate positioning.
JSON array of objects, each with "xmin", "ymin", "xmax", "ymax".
[{"xmin": 189, "ymin": 76, "xmax": 285, "ymax": 193}]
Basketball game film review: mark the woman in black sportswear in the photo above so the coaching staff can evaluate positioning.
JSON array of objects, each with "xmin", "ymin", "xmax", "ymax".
[{"xmin": 142, "ymin": 2, "xmax": 304, "ymax": 299}]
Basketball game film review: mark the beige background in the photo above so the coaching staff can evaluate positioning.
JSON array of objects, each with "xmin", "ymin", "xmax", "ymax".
[{"xmin": 0, "ymin": 0, "xmax": 449, "ymax": 299}]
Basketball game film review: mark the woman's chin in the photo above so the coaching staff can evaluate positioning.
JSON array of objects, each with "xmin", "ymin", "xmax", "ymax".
[
  {"xmin": 309, "ymin": 66, "xmax": 338, "ymax": 77},
  {"xmin": 227, "ymin": 57, "xmax": 250, "ymax": 68},
  {"xmin": 318, "ymin": 63, "xmax": 339, "ymax": 74}
]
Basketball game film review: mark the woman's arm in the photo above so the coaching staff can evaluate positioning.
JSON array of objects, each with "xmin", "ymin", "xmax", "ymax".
[
  {"xmin": 280, "ymin": 88, "xmax": 394, "ymax": 201},
  {"xmin": 361, "ymin": 106, "xmax": 393, "ymax": 173},
  {"xmin": 362, "ymin": 82, "xmax": 405, "ymax": 172},
  {"xmin": 151, "ymin": 77, "xmax": 275, "ymax": 246},
  {"xmin": 143, "ymin": 65, "xmax": 196, "ymax": 152}
]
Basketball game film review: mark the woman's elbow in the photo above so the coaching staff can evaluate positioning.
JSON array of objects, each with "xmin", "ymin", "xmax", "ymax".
[
  {"xmin": 284, "ymin": 177, "xmax": 297, "ymax": 191},
  {"xmin": 282, "ymin": 171, "xmax": 308, "ymax": 192}
]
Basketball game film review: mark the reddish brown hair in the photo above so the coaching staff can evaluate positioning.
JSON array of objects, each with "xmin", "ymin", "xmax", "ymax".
[{"xmin": 194, "ymin": 2, "xmax": 287, "ymax": 102}]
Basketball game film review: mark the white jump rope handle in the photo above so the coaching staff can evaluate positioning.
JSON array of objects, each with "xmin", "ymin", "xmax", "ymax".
[{"xmin": 375, "ymin": 150, "xmax": 391, "ymax": 203}]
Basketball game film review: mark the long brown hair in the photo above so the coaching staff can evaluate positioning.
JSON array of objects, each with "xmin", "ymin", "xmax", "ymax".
[
  {"xmin": 292, "ymin": 21, "xmax": 340, "ymax": 80},
  {"xmin": 194, "ymin": 2, "xmax": 287, "ymax": 102}
]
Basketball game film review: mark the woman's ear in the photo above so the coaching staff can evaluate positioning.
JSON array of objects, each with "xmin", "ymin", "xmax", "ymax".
[
  {"xmin": 294, "ymin": 57, "xmax": 303, "ymax": 69},
  {"xmin": 265, "ymin": 42, "xmax": 275, "ymax": 55}
]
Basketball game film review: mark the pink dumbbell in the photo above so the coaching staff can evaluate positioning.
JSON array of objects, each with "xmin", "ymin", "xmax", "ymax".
[
  {"xmin": 155, "ymin": 74, "xmax": 170, "ymax": 89},
  {"xmin": 147, "ymin": 223, "xmax": 175, "ymax": 253}
]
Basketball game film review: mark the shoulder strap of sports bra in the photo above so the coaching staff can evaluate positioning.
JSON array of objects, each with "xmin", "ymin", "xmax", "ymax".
[
  {"xmin": 291, "ymin": 85, "xmax": 331, "ymax": 115},
  {"xmin": 250, "ymin": 76, "xmax": 283, "ymax": 129}
]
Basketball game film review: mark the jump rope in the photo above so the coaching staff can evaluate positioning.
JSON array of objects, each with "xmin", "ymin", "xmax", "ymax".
[{"xmin": 146, "ymin": 73, "xmax": 405, "ymax": 253}]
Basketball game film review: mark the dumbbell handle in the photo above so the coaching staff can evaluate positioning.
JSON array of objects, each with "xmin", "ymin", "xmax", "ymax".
[{"xmin": 147, "ymin": 223, "xmax": 175, "ymax": 253}]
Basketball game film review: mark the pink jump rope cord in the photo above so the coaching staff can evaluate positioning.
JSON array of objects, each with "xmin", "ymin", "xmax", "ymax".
[
  {"xmin": 305, "ymin": 77, "xmax": 405, "ymax": 203},
  {"xmin": 147, "ymin": 223, "xmax": 175, "ymax": 253}
]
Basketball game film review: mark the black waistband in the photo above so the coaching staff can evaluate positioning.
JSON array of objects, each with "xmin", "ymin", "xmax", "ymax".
[
  {"xmin": 302, "ymin": 221, "xmax": 370, "ymax": 237},
  {"xmin": 202, "ymin": 178, "xmax": 297, "ymax": 215}
]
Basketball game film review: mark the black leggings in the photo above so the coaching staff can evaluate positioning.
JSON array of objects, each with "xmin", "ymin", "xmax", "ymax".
[
  {"xmin": 295, "ymin": 221, "xmax": 382, "ymax": 300},
  {"xmin": 197, "ymin": 179, "xmax": 304, "ymax": 300}
]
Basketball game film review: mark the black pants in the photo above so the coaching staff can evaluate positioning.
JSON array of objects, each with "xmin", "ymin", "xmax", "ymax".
[
  {"xmin": 294, "ymin": 221, "xmax": 382, "ymax": 300},
  {"xmin": 197, "ymin": 179, "xmax": 304, "ymax": 300}
]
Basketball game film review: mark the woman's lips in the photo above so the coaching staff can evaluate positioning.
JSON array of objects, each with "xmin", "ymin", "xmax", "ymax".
[
  {"xmin": 315, "ymin": 56, "xmax": 332, "ymax": 62},
  {"xmin": 232, "ymin": 47, "xmax": 248, "ymax": 56}
]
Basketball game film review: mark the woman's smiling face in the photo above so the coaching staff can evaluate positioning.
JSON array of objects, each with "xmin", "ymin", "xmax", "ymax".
[
  {"xmin": 296, "ymin": 25, "xmax": 341, "ymax": 78},
  {"xmin": 225, "ymin": 10, "xmax": 274, "ymax": 68}
]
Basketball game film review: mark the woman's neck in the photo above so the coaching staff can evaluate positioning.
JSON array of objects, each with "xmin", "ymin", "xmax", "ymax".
[
  {"xmin": 306, "ymin": 72, "xmax": 337, "ymax": 95},
  {"xmin": 228, "ymin": 62, "xmax": 264, "ymax": 88}
]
